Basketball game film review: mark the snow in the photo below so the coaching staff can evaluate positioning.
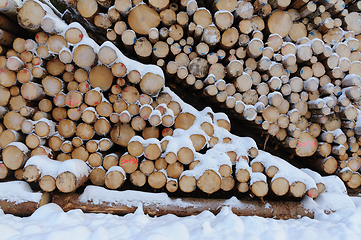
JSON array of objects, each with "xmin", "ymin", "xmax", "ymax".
[
  {"xmin": 163, "ymin": 87, "xmax": 198, "ymax": 116},
  {"xmin": 301, "ymin": 168, "xmax": 324, "ymax": 185},
  {"xmin": 142, "ymin": 138, "xmax": 161, "ymax": 149},
  {"xmin": 79, "ymin": 186, "xmax": 194, "ymax": 208},
  {"xmin": 181, "ymin": 149, "xmax": 230, "ymax": 179},
  {"xmin": 302, "ymin": 175, "xmax": 353, "ymax": 213},
  {"xmin": 58, "ymin": 159, "xmax": 90, "ymax": 178},
  {"xmin": 0, "ymin": 181, "xmax": 42, "ymax": 204},
  {"xmin": 164, "ymin": 129, "xmax": 196, "ymax": 155},
  {"xmin": 24, "ymin": 155, "xmax": 90, "ymax": 178},
  {"xmin": 1, "ymin": 184, "xmax": 361, "ymax": 240},
  {"xmin": 25, "ymin": 155, "xmax": 60, "ymax": 178},
  {"xmin": 253, "ymin": 151, "xmax": 317, "ymax": 191},
  {"xmin": 250, "ymin": 172, "xmax": 267, "ymax": 185}
]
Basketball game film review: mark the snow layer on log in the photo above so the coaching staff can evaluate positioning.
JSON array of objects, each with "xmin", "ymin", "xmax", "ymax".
[
  {"xmin": 25, "ymin": 155, "xmax": 60, "ymax": 178},
  {"xmin": 79, "ymin": 185, "xmax": 195, "ymax": 208},
  {"xmin": 25, "ymin": 155, "xmax": 90, "ymax": 178},
  {"xmin": 302, "ymin": 176, "xmax": 353, "ymax": 213},
  {"xmin": 58, "ymin": 159, "xmax": 90, "ymax": 178},
  {"xmin": 223, "ymin": 196, "xmax": 258, "ymax": 210},
  {"xmin": 301, "ymin": 168, "xmax": 324, "ymax": 185},
  {"xmin": 253, "ymin": 151, "xmax": 317, "ymax": 191},
  {"xmin": 322, "ymin": 176, "xmax": 348, "ymax": 195},
  {"xmin": 107, "ymin": 166, "xmax": 126, "ymax": 180},
  {"xmin": 181, "ymin": 148, "xmax": 231, "ymax": 179},
  {"xmin": 0, "ymin": 181, "xmax": 42, "ymax": 204}
]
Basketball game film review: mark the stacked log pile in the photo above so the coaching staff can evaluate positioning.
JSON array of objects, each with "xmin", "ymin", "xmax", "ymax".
[
  {"xmin": 29, "ymin": 0, "xmax": 361, "ymax": 189},
  {"xmin": 0, "ymin": 0, "xmax": 360, "ymax": 201}
]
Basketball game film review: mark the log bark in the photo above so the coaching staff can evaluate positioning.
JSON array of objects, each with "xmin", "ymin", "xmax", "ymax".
[
  {"xmin": 51, "ymin": 192, "xmax": 314, "ymax": 219},
  {"xmin": 0, "ymin": 192, "xmax": 51, "ymax": 216}
]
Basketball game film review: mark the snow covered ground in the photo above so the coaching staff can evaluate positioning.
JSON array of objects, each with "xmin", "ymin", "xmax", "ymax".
[
  {"xmin": 0, "ymin": 198, "xmax": 361, "ymax": 240},
  {"xmin": 1, "ymin": 181, "xmax": 361, "ymax": 240}
]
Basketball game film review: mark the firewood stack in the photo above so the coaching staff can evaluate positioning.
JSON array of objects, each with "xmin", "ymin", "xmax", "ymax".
[
  {"xmin": 0, "ymin": 0, "xmax": 360, "ymax": 201},
  {"xmin": 41, "ymin": 0, "xmax": 361, "ymax": 189}
]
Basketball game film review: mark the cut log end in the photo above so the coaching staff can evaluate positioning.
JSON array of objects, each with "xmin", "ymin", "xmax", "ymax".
[
  {"xmin": 23, "ymin": 165, "xmax": 40, "ymax": 182},
  {"xmin": 197, "ymin": 170, "xmax": 221, "ymax": 194}
]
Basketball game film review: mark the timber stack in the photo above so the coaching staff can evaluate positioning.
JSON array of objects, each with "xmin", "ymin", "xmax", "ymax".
[{"xmin": 0, "ymin": 0, "xmax": 360, "ymax": 204}]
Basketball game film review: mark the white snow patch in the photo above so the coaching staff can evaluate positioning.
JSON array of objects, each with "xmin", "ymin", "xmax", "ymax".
[
  {"xmin": 253, "ymin": 151, "xmax": 317, "ymax": 191},
  {"xmin": 25, "ymin": 155, "xmax": 60, "ymax": 178},
  {"xmin": 78, "ymin": 186, "xmax": 195, "ymax": 208},
  {"xmin": 57, "ymin": 159, "xmax": 90, "ymax": 178},
  {"xmin": 223, "ymin": 196, "xmax": 256, "ymax": 210},
  {"xmin": 0, "ymin": 181, "xmax": 42, "ymax": 204}
]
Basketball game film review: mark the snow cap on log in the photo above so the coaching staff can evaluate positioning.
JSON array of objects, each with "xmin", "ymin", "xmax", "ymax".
[
  {"xmin": 0, "ymin": 181, "xmax": 43, "ymax": 204},
  {"xmin": 181, "ymin": 148, "xmax": 231, "ymax": 180},
  {"xmin": 57, "ymin": 159, "xmax": 90, "ymax": 178},
  {"xmin": 79, "ymin": 185, "xmax": 194, "ymax": 207},
  {"xmin": 253, "ymin": 151, "xmax": 317, "ymax": 191},
  {"xmin": 25, "ymin": 155, "xmax": 61, "ymax": 178},
  {"xmin": 107, "ymin": 166, "xmax": 126, "ymax": 180}
]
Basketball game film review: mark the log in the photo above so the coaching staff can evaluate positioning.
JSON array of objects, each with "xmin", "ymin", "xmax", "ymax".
[
  {"xmin": 58, "ymin": 119, "xmax": 76, "ymax": 138},
  {"xmin": 110, "ymin": 122, "xmax": 136, "ymax": 147},
  {"xmin": 148, "ymin": 171, "xmax": 167, "ymax": 189},
  {"xmin": 166, "ymin": 179, "xmax": 178, "ymax": 192},
  {"xmin": 16, "ymin": 0, "xmax": 46, "ymax": 31},
  {"xmin": 164, "ymin": 158, "xmax": 182, "ymax": 177},
  {"xmin": 139, "ymin": 72, "xmax": 165, "ymax": 96},
  {"xmin": 105, "ymin": 166, "xmax": 126, "ymax": 189},
  {"xmin": 0, "ymin": 67, "xmax": 16, "ymax": 87},
  {"xmin": 174, "ymin": 112, "xmax": 196, "ymax": 130},
  {"xmin": 271, "ymin": 177, "xmax": 289, "ymax": 196},
  {"xmin": 89, "ymin": 65, "xmax": 113, "ymax": 91},
  {"xmin": 347, "ymin": 172, "xmax": 361, "ymax": 189},
  {"xmin": 56, "ymin": 170, "xmax": 89, "ymax": 193},
  {"xmin": 0, "ymin": 129, "xmax": 23, "ymax": 149},
  {"xmin": 0, "ymin": 161, "xmax": 10, "ymax": 179},
  {"xmin": 89, "ymin": 167, "xmax": 106, "ymax": 186},
  {"xmin": 2, "ymin": 142, "xmax": 29, "ymax": 170},
  {"xmin": 289, "ymin": 181, "xmax": 306, "ymax": 198},
  {"xmin": 102, "ymin": 153, "xmax": 120, "ymax": 170},
  {"xmin": 0, "ymin": 189, "xmax": 51, "ymax": 216},
  {"xmin": 250, "ymin": 173, "xmax": 268, "ymax": 198},
  {"xmin": 179, "ymin": 175, "xmax": 196, "ymax": 193},
  {"xmin": 130, "ymin": 170, "xmax": 147, "ymax": 187},
  {"xmin": 51, "ymin": 191, "xmax": 314, "ymax": 219},
  {"xmin": 197, "ymin": 169, "xmax": 221, "ymax": 194},
  {"xmin": 128, "ymin": 4, "xmax": 160, "ymax": 35},
  {"xmin": 139, "ymin": 159, "xmax": 155, "ymax": 176}
]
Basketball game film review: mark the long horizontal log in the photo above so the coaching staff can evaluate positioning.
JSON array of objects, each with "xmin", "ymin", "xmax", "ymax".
[
  {"xmin": 0, "ymin": 192, "xmax": 51, "ymax": 216},
  {"xmin": 52, "ymin": 192, "xmax": 314, "ymax": 219}
]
